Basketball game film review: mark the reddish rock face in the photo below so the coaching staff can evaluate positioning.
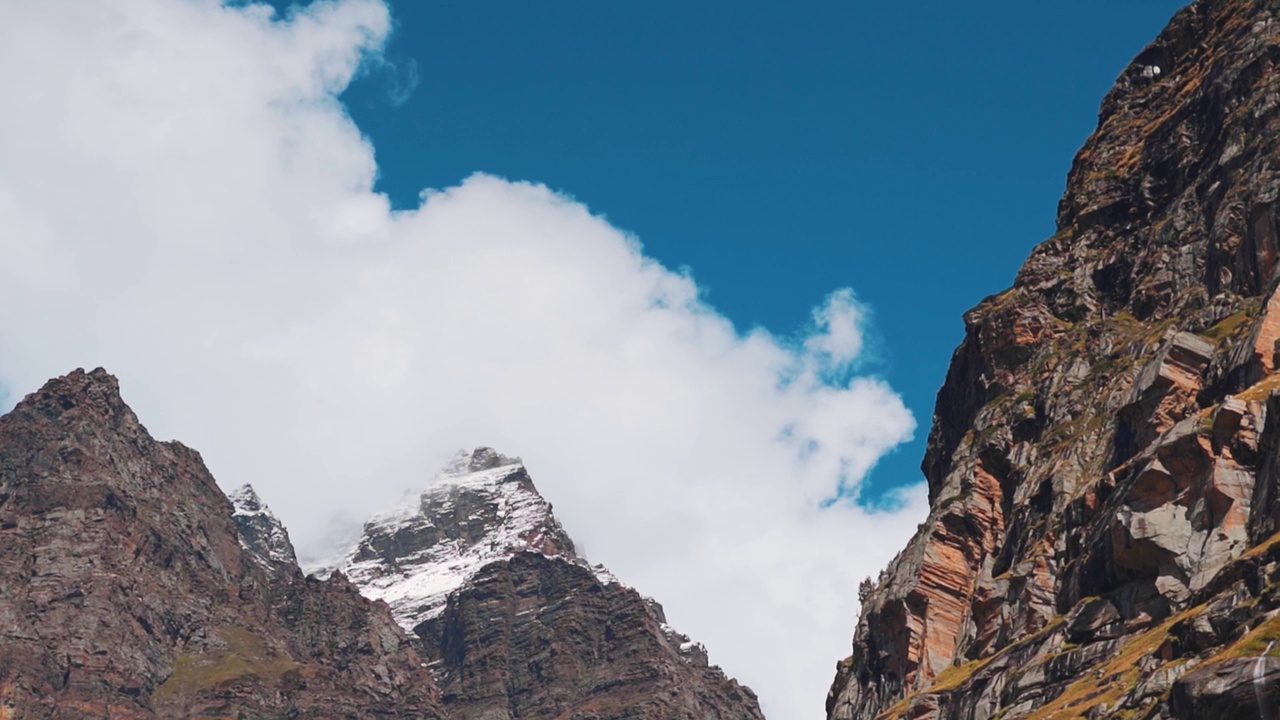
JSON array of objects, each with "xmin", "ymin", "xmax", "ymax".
[
  {"xmin": 829, "ymin": 1, "xmax": 1280, "ymax": 718},
  {"xmin": 0, "ymin": 369, "xmax": 446, "ymax": 719}
]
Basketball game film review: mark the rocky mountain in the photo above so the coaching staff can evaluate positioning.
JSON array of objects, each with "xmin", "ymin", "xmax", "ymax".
[
  {"xmin": 322, "ymin": 448, "xmax": 766, "ymax": 720},
  {"xmin": 0, "ymin": 370, "xmax": 761, "ymax": 719},
  {"xmin": 229, "ymin": 484, "xmax": 298, "ymax": 579},
  {"xmin": 828, "ymin": 1, "xmax": 1280, "ymax": 718},
  {"xmin": 314, "ymin": 448, "xmax": 579, "ymax": 628},
  {"xmin": 0, "ymin": 369, "xmax": 446, "ymax": 719}
]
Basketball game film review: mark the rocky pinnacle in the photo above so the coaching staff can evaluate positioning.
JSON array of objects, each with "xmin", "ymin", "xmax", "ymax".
[{"xmin": 324, "ymin": 447, "xmax": 767, "ymax": 719}]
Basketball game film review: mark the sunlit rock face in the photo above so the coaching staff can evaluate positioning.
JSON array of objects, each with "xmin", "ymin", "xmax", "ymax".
[
  {"xmin": 322, "ymin": 447, "xmax": 767, "ymax": 720},
  {"xmin": 829, "ymin": 1, "xmax": 1280, "ymax": 718}
]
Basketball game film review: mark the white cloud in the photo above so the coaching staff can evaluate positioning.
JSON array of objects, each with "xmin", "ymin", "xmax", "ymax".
[
  {"xmin": 806, "ymin": 288, "xmax": 868, "ymax": 370},
  {"xmin": 0, "ymin": 2, "xmax": 926, "ymax": 718}
]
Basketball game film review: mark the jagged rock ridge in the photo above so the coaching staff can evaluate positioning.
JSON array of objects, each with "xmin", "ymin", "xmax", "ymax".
[
  {"xmin": 313, "ymin": 448, "xmax": 580, "ymax": 626},
  {"xmin": 829, "ymin": 1, "xmax": 1280, "ymax": 718},
  {"xmin": 229, "ymin": 483, "xmax": 298, "ymax": 578},
  {"xmin": 324, "ymin": 447, "xmax": 767, "ymax": 720},
  {"xmin": 0, "ymin": 369, "xmax": 446, "ymax": 719}
]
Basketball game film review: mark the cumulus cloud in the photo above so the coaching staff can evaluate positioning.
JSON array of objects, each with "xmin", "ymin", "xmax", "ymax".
[
  {"xmin": 0, "ymin": 1, "xmax": 926, "ymax": 718},
  {"xmin": 806, "ymin": 288, "xmax": 868, "ymax": 371}
]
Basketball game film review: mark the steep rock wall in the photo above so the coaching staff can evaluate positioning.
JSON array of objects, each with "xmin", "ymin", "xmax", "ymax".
[{"xmin": 830, "ymin": 1, "xmax": 1280, "ymax": 717}]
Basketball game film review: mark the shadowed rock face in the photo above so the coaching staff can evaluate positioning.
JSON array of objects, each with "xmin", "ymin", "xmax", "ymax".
[
  {"xmin": 229, "ymin": 484, "xmax": 298, "ymax": 579},
  {"xmin": 830, "ymin": 1, "xmax": 1280, "ymax": 718},
  {"xmin": 0, "ymin": 369, "xmax": 446, "ymax": 719},
  {"xmin": 326, "ymin": 449, "xmax": 766, "ymax": 720},
  {"xmin": 417, "ymin": 553, "xmax": 765, "ymax": 720},
  {"xmin": 1170, "ymin": 656, "xmax": 1280, "ymax": 719}
]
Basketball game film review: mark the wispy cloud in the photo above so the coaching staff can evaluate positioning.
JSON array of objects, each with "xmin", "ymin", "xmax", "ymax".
[
  {"xmin": 0, "ymin": 2, "xmax": 924, "ymax": 717},
  {"xmin": 384, "ymin": 56, "xmax": 419, "ymax": 106}
]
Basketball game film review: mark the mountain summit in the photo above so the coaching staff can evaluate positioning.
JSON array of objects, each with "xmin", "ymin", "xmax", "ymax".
[
  {"xmin": 315, "ymin": 448, "xmax": 579, "ymax": 627},
  {"xmin": 228, "ymin": 483, "xmax": 298, "ymax": 578},
  {"xmin": 830, "ymin": 1, "xmax": 1280, "ymax": 718},
  {"xmin": 322, "ymin": 447, "xmax": 766, "ymax": 719}
]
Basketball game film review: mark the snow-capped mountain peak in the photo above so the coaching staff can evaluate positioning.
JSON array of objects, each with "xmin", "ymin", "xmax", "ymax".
[
  {"xmin": 227, "ymin": 483, "xmax": 298, "ymax": 573},
  {"xmin": 318, "ymin": 448, "xmax": 580, "ymax": 629}
]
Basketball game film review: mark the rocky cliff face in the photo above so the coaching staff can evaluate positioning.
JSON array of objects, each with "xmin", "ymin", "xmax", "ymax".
[
  {"xmin": 325, "ymin": 448, "xmax": 766, "ymax": 720},
  {"xmin": 829, "ymin": 1, "xmax": 1280, "ymax": 718},
  {"xmin": 229, "ymin": 484, "xmax": 298, "ymax": 579},
  {"xmin": 0, "ymin": 368, "xmax": 446, "ymax": 719}
]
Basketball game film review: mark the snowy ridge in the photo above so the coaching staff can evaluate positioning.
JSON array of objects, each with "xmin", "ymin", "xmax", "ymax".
[
  {"xmin": 589, "ymin": 562, "xmax": 622, "ymax": 587},
  {"xmin": 313, "ymin": 447, "xmax": 731, "ymax": 676},
  {"xmin": 316, "ymin": 448, "xmax": 585, "ymax": 630},
  {"xmin": 228, "ymin": 484, "xmax": 297, "ymax": 569},
  {"xmin": 661, "ymin": 623, "xmax": 711, "ymax": 667}
]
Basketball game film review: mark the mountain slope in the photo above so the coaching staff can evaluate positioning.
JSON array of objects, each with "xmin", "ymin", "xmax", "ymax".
[
  {"xmin": 0, "ymin": 369, "xmax": 446, "ymax": 719},
  {"xmin": 325, "ymin": 448, "xmax": 766, "ymax": 720},
  {"xmin": 829, "ymin": 1, "xmax": 1280, "ymax": 718}
]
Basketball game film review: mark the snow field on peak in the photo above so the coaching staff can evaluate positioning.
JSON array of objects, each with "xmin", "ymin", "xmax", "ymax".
[
  {"xmin": 334, "ymin": 459, "xmax": 578, "ymax": 628},
  {"xmin": 228, "ymin": 484, "xmax": 266, "ymax": 516},
  {"xmin": 227, "ymin": 484, "xmax": 296, "ymax": 566},
  {"xmin": 318, "ymin": 449, "xmax": 721, "ymax": 675}
]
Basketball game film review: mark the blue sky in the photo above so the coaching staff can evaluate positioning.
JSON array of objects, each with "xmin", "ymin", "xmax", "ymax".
[{"xmin": 327, "ymin": 0, "xmax": 1188, "ymax": 503}]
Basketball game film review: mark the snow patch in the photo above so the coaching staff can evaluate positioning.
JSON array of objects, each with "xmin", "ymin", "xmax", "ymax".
[{"xmin": 660, "ymin": 622, "xmax": 709, "ymax": 666}]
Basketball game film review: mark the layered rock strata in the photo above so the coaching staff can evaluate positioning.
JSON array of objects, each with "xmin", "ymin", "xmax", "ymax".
[{"xmin": 830, "ymin": 0, "xmax": 1280, "ymax": 717}]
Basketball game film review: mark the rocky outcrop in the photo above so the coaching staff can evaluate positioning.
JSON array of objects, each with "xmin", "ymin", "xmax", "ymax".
[
  {"xmin": 1171, "ymin": 656, "xmax": 1280, "ymax": 719},
  {"xmin": 0, "ymin": 369, "xmax": 447, "ymax": 719},
  {"xmin": 326, "ymin": 448, "xmax": 766, "ymax": 720},
  {"xmin": 418, "ymin": 552, "xmax": 763, "ymax": 720},
  {"xmin": 830, "ymin": 1, "xmax": 1280, "ymax": 718},
  {"xmin": 228, "ymin": 483, "xmax": 298, "ymax": 579}
]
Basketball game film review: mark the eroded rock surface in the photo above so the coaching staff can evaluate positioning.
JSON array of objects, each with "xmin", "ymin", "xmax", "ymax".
[{"xmin": 830, "ymin": 1, "xmax": 1280, "ymax": 717}]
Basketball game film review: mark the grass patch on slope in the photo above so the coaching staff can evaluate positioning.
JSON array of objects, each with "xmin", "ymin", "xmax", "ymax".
[{"xmin": 152, "ymin": 625, "xmax": 310, "ymax": 704}]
